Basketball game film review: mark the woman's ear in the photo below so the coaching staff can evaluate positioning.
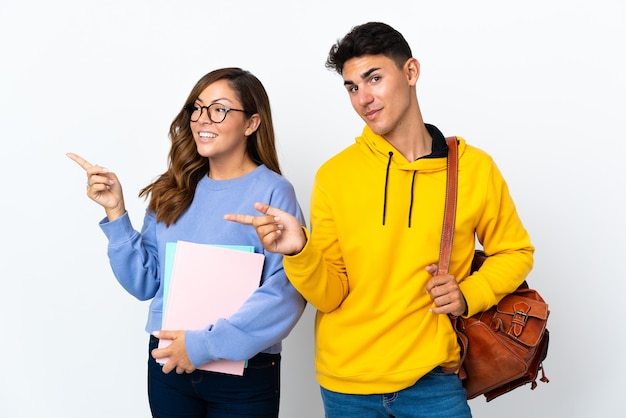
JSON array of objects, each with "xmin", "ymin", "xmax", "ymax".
[{"xmin": 244, "ymin": 114, "xmax": 261, "ymax": 136}]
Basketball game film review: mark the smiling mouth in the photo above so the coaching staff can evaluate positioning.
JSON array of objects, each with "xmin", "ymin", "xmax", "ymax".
[
  {"xmin": 365, "ymin": 109, "xmax": 379, "ymax": 120},
  {"xmin": 198, "ymin": 132, "xmax": 217, "ymax": 139}
]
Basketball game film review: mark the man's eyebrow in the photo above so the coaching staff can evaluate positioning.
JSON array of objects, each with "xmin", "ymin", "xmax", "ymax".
[{"xmin": 343, "ymin": 67, "xmax": 381, "ymax": 86}]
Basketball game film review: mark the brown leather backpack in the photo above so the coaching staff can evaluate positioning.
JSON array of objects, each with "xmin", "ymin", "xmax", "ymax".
[{"xmin": 439, "ymin": 137, "xmax": 550, "ymax": 401}]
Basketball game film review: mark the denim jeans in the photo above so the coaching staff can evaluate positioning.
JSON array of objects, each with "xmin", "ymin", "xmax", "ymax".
[
  {"xmin": 320, "ymin": 367, "xmax": 472, "ymax": 418},
  {"xmin": 147, "ymin": 335, "xmax": 281, "ymax": 418}
]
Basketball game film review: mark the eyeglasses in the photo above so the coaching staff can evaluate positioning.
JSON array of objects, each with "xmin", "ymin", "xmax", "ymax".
[{"xmin": 187, "ymin": 103, "xmax": 247, "ymax": 123}]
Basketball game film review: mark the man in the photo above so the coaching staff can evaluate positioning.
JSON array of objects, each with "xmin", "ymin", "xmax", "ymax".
[{"xmin": 226, "ymin": 21, "xmax": 533, "ymax": 417}]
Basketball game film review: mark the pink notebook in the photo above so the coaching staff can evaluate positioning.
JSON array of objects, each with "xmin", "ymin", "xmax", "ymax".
[{"xmin": 157, "ymin": 240, "xmax": 265, "ymax": 375}]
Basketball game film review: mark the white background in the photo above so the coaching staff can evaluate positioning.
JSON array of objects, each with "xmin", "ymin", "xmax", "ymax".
[{"xmin": 1, "ymin": 1, "xmax": 624, "ymax": 417}]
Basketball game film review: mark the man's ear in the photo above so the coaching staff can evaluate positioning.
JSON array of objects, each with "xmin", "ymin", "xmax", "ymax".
[{"xmin": 405, "ymin": 57, "xmax": 420, "ymax": 86}]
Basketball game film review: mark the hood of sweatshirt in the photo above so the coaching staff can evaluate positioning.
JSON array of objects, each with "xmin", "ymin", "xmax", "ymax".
[{"xmin": 355, "ymin": 123, "xmax": 455, "ymax": 227}]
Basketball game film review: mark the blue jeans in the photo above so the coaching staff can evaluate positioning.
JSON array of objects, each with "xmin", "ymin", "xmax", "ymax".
[
  {"xmin": 147, "ymin": 336, "xmax": 281, "ymax": 418},
  {"xmin": 320, "ymin": 367, "xmax": 472, "ymax": 418}
]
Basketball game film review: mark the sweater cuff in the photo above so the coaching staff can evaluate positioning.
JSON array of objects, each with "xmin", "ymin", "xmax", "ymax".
[
  {"xmin": 185, "ymin": 328, "xmax": 212, "ymax": 367},
  {"xmin": 99, "ymin": 212, "xmax": 134, "ymax": 245}
]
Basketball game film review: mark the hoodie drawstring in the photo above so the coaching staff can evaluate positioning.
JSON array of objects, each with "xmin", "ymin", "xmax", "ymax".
[
  {"xmin": 382, "ymin": 151, "xmax": 417, "ymax": 228},
  {"xmin": 408, "ymin": 171, "xmax": 417, "ymax": 228},
  {"xmin": 382, "ymin": 151, "xmax": 393, "ymax": 225}
]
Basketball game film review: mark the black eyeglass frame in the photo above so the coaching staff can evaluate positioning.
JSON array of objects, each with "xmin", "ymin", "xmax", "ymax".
[{"xmin": 186, "ymin": 103, "xmax": 248, "ymax": 123}]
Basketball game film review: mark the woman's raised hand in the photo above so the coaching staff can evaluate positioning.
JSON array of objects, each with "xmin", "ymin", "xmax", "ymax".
[{"xmin": 66, "ymin": 152, "xmax": 126, "ymax": 221}]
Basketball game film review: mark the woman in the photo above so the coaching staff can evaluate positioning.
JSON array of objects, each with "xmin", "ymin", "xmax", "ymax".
[{"xmin": 67, "ymin": 67, "xmax": 306, "ymax": 417}]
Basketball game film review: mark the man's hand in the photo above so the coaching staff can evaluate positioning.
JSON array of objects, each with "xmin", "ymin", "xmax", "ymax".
[
  {"xmin": 425, "ymin": 264, "xmax": 467, "ymax": 317},
  {"xmin": 224, "ymin": 202, "xmax": 306, "ymax": 255}
]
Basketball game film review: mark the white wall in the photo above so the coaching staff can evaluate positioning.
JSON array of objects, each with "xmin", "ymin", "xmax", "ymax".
[{"xmin": 1, "ymin": 1, "xmax": 624, "ymax": 417}]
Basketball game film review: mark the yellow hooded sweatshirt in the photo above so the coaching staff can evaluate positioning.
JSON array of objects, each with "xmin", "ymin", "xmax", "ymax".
[{"xmin": 284, "ymin": 124, "xmax": 534, "ymax": 395}]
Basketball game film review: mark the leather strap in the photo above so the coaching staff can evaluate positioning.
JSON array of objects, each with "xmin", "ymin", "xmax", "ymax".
[
  {"xmin": 438, "ymin": 136, "xmax": 467, "ymax": 378},
  {"xmin": 438, "ymin": 137, "xmax": 459, "ymax": 275}
]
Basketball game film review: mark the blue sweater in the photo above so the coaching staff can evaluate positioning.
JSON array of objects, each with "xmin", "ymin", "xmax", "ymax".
[{"xmin": 100, "ymin": 165, "xmax": 306, "ymax": 367}]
